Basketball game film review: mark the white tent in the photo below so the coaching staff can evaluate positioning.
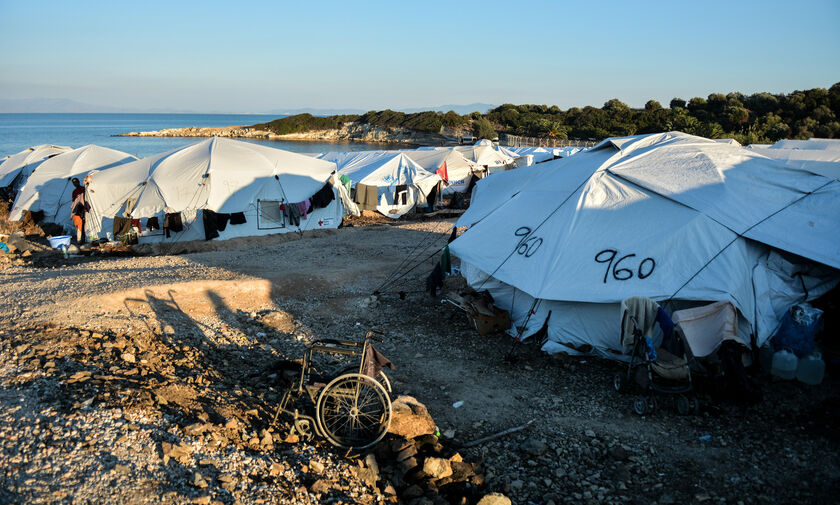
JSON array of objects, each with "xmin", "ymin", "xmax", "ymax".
[
  {"xmin": 319, "ymin": 151, "xmax": 442, "ymax": 218},
  {"xmin": 85, "ymin": 137, "xmax": 346, "ymax": 242},
  {"xmin": 747, "ymin": 138, "xmax": 840, "ymax": 180},
  {"xmin": 402, "ymin": 149, "xmax": 480, "ymax": 194},
  {"xmin": 451, "ymin": 132, "xmax": 839, "ymax": 359},
  {"xmin": 0, "ymin": 144, "xmax": 73, "ymax": 189},
  {"xmin": 505, "ymin": 147, "xmax": 556, "ymax": 164},
  {"xmin": 417, "ymin": 142, "xmax": 516, "ymax": 174},
  {"xmin": 9, "ymin": 145, "xmax": 137, "ymax": 233}
]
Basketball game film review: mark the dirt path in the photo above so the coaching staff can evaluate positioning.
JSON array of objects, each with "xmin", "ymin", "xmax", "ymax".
[{"xmin": 1, "ymin": 219, "xmax": 838, "ymax": 505}]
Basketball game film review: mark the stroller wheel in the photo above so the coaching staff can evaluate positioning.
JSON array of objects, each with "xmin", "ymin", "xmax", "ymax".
[
  {"xmin": 613, "ymin": 372, "xmax": 629, "ymax": 394},
  {"xmin": 689, "ymin": 396, "xmax": 700, "ymax": 414},
  {"xmin": 675, "ymin": 395, "xmax": 690, "ymax": 416},
  {"xmin": 633, "ymin": 396, "xmax": 648, "ymax": 416}
]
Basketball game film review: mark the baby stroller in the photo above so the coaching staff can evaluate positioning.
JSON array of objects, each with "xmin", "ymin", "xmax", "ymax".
[{"xmin": 613, "ymin": 296, "xmax": 698, "ymax": 416}]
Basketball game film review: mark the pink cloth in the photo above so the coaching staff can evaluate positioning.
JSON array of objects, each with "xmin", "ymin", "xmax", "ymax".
[{"xmin": 297, "ymin": 199, "xmax": 311, "ymax": 219}]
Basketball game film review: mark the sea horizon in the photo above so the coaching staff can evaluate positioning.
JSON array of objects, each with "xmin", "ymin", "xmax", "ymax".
[{"xmin": 0, "ymin": 113, "xmax": 404, "ymax": 159}]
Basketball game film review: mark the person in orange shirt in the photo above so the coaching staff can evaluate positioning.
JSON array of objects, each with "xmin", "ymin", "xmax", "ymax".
[{"xmin": 70, "ymin": 178, "xmax": 89, "ymax": 243}]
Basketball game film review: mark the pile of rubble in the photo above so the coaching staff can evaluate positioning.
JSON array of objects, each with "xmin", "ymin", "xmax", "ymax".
[{"xmin": 0, "ymin": 322, "xmax": 507, "ymax": 504}]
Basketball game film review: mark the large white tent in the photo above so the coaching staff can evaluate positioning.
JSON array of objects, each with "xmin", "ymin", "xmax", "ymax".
[
  {"xmin": 747, "ymin": 138, "xmax": 840, "ymax": 180},
  {"xmin": 85, "ymin": 137, "xmax": 347, "ymax": 242},
  {"xmin": 318, "ymin": 151, "xmax": 442, "ymax": 218},
  {"xmin": 451, "ymin": 132, "xmax": 840, "ymax": 359},
  {"xmin": 9, "ymin": 145, "xmax": 137, "ymax": 233},
  {"xmin": 0, "ymin": 144, "xmax": 73, "ymax": 189}
]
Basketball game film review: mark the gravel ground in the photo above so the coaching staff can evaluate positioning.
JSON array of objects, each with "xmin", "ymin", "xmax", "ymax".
[{"xmin": 1, "ymin": 218, "xmax": 838, "ymax": 504}]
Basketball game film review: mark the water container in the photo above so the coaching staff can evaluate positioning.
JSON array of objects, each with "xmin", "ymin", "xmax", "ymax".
[
  {"xmin": 796, "ymin": 352, "xmax": 825, "ymax": 385},
  {"xmin": 771, "ymin": 350, "xmax": 798, "ymax": 380}
]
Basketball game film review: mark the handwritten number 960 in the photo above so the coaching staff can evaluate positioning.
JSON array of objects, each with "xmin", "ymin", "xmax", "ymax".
[
  {"xmin": 595, "ymin": 249, "xmax": 655, "ymax": 283},
  {"xmin": 514, "ymin": 227, "xmax": 542, "ymax": 258}
]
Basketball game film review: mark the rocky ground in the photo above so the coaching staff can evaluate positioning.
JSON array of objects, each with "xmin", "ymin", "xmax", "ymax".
[{"xmin": 1, "ymin": 218, "xmax": 838, "ymax": 504}]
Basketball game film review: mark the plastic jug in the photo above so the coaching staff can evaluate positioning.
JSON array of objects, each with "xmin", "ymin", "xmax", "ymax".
[
  {"xmin": 796, "ymin": 352, "xmax": 825, "ymax": 385},
  {"xmin": 771, "ymin": 350, "xmax": 798, "ymax": 380}
]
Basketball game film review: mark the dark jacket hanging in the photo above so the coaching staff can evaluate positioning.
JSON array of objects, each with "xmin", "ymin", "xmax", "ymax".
[
  {"xmin": 202, "ymin": 209, "xmax": 220, "ymax": 241},
  {"xmin": 229, "ymin": 212, "xmax": 247, "ymax": 225},
  {"xmin": 309, "ymin": 182, "xmax": 335, "ymax": 209},
  {"xmin": 164, "ymin": 212, "xmax": 183, "ymax": 238},
  {"xmin": 146, "ymin": 216, "xmax": 160, "ymax": 231},
  {"xmin": 215, "ymin": 212, "xmax": 230, "ymax": 232}
]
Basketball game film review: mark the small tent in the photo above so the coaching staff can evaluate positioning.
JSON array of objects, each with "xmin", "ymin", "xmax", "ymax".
[
  {"xmin": 9, "ymin": 145, "xmax": 137, "ymax": 233},
  {"xmin": 0, "ymin": 144, "xmax": 73, "ymax": 190},
  {"xmin": 85, "ymin": 137, "xmax": 348, "ymax": 242},
  {"xmin": 747, "ymin": 138, "xmax": 840, "ymax": 181},
  {"xmin": 451, "ymin": 132, "xmax": 839, "ymax": 359},
  {"xmin": 319, "ymin": 151, "xmax": 442, "ymax": 218}
]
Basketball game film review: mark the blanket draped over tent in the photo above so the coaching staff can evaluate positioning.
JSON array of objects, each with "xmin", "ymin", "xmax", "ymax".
[{"xmin": 450, "ymin": 132, "xmax": 840, "ymax": 359}]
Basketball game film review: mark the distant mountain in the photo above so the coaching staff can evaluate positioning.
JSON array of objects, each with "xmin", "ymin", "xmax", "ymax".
[
  {"xmin": 0, "ymin": 98, "xmax": 496, "ymax": 116},
  {"xmin": 262, "ymin": 104, "xmax": 496, "ymax": 116},
  {"xmin": 0, "ymin": 98, "xmax": 134, "ymax": 113},
  {"xmin": 400, "ymin": 103, "xmax": 496, "ymax": 115}
]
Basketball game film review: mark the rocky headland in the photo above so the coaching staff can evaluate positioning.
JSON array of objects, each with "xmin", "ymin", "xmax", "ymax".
[{"xmin": 115, "ymin": 122, "xmax": 463, "ymax": 146}]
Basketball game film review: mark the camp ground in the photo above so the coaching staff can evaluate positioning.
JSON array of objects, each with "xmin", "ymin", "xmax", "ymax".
[
  {"xmin": 83, "ymin": 137, "xmax": 352, "ymax": 243},
  {"xmin": 449, "ymin": 132, "xmax": 840, "ymax": 359},
  {"xmin": 8, "ymin": 145, "xmax": 137, "ymax": 234}
]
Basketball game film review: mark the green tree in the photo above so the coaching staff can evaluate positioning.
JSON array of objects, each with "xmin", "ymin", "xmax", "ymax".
[
  {"xmin": 670, "ymin": 98, "xmax": 687, "ymax": 109},
  {"xmin": 645, "ymin": 100, "xmax": 663, "ymax": 111},
  {"xmin": 472, "ymin": 117, "xmax": 497, "ymax": 140}
]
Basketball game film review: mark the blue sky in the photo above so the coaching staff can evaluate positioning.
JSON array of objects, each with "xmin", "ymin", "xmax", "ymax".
[{"xmin": 1, "ymin": 0, "xmax": 838, "ymax": 112}]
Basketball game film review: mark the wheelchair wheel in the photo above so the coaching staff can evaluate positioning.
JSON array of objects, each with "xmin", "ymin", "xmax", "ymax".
[
  {"xmin": 337, "ymin": 366, "xmax": 393, "ymax": 393},
  {"xmin": 633, "ymin": 396, "xmax": 648, "ymax": 416},
  {"xmin": 675, "ymin": 395, "xmax": 691, "ymax": 416},
  {"xmin": 613, "ymin": 372, "xmax": 629, "ymax": 394},
  {"xmin": 316, "ymin": 373, "xmax": 391, "ymax": 449}
]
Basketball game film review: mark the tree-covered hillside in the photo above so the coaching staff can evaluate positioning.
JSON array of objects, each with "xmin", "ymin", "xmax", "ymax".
[{"xmin": 254, "ymin": 83, "xmax": 840, "ymax": 143}]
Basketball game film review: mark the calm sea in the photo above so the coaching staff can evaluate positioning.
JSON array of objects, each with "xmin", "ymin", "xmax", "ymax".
[{"xmin": 0, "ymin": 113, "xmax": 400, "ymax": 158}]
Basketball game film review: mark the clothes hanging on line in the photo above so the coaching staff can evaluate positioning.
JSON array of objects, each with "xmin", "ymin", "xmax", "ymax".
[
  {"xmin": 309, "ymin": 182, "xmax": 335, "ymax": 209},
  {"xmin": 202, "ymin": 209, "xmax": 220, "ymax": 241},
  {"xmin": 287, "ymin": 202, "xmax": 301, "ymax": 227},
  {"xmin": 215, "ymin": 212, "xmax": 230, "ymax": 232},
  {"xmin": 230, "ymin": 212, "xmax": 246, "ymax": 225},
  {"xmin": 130, "ymin": 219, "xmax": 142, "ymax": 232},
  {"xmin": 164, "ymin": 212, "xmax": 184, "ymax": 238},
  {"xmin": 297, "ymin": 200, "xmax": 311, "ymax": 220},
  {"xmin": 146, "ymin": 216, "xmax": 160, "ymax": 231},
  {"xmin": 113, "ymin": 217, "xmax": 132, "ymax": 238},
  {"xmin": 354, "ymin": 183, "xmax": 378, "ymax": 211}
]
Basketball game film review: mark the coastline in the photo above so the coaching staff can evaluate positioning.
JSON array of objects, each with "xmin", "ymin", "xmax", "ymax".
[{"xmin": 114, "ymin": 122, "xmax": 457, "ymax": 146}]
